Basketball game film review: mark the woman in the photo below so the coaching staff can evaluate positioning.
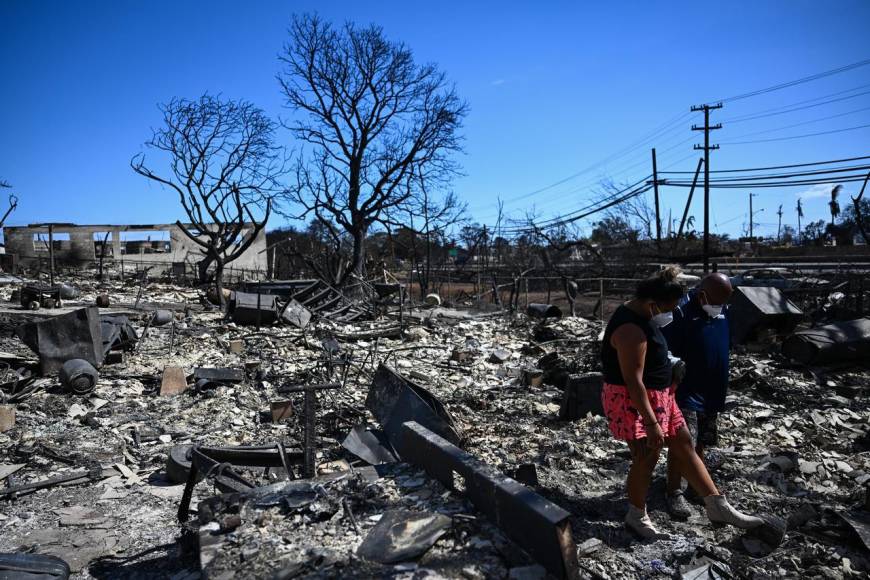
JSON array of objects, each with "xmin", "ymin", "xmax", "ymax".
[{"xmin": 601, "ymin": 266, "xmax": 762, "ymax": 539}]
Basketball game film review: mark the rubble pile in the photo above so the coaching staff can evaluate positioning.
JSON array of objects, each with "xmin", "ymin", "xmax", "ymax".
[{"xmin": 0, "ymin": 271, "xmax": 869, "ymax": 579}]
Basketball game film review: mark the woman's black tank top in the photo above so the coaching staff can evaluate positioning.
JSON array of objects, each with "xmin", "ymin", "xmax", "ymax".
[{"xmin": 601, "ymin": 304, "xmax": 672, "ymax": 390}]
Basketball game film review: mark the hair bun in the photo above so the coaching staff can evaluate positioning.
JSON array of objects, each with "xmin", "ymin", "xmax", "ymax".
[{"xmin": 659, "ymin": 264, "xmax": 682, "ymax": 282}]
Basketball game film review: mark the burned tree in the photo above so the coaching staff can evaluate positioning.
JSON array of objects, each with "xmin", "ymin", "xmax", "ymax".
[
  {"xmin": 0, "ymin": 179, "xmax": 18, "ymax": 229},
  {"xmin": 277, "ymin": 14, "xmax": 466, "ymax": 286},
  {"xmin": 131, "ymin": 95, "xmax": 283, "ymax": 304},
  {"xmin": 385, "ymin": 179, "xmax": 466, "ymax": 297}
]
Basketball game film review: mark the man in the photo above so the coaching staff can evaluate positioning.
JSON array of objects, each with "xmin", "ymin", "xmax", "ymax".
[{"xmin": 662, "ymin": 272, "xmax": 733, "ymax": 520}]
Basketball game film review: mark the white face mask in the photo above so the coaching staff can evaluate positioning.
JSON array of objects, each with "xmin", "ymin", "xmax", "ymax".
[
  {"xmin": 702, "ymin": 304, "xmax": 723, "ymax": 318},
  {"xmin": 651, "ymin": 310, "xmax": 674, "ymax": 327}
]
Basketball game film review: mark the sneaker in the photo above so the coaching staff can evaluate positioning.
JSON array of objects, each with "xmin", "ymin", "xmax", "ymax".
[{"xmin": 666, "ymin": 490, "xmax": 693, "ymax": 520}]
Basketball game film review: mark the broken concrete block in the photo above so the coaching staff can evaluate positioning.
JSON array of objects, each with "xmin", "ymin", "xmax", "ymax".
[
  {"xmin": 228, "ymin": 340, "xmax": 244, "ymax": 354},
  {"xmin": 357, "ymin": 509, "xmax": 451, "ymax": 563},
  {"xmin": 160, "ymin": 366, "xmax": 188, "ymax": 396},
  {"xmin": 56, "ymin": 505, "xmax": 109, "ymax": 527},
  {"xmin": 0, "ymin": 405, "xmax": 14, "ymax": 432}
]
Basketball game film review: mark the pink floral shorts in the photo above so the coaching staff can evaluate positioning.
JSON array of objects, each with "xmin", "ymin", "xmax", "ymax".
[{"xmin": 601, "ymin": 382, "xmax": 685, "ymax": 441}]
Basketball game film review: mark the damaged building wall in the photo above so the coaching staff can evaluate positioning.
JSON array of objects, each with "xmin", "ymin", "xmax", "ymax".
[{"xmin": 3, "ymin": 223, "xmax": 267, "ymax": 275}]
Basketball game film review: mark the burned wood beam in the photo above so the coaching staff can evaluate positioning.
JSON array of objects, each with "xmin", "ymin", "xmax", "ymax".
[{"xmin": 395, "ymin": 421, "xmax": 579, "ymax": 579}]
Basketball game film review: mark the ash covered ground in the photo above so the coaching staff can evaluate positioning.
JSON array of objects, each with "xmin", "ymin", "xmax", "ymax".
[{"xmin": 1, "ymin": 273, "xmax": 869, "ymax": 579}]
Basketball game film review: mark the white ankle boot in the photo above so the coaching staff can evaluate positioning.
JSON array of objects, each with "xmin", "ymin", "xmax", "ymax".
[
  {"xmin": 704, "ymin": 495, "xmax": 764, "ymax": 529},
  {"xmin": 625, "ymin": 504, "xmax": 664, "ymax": 539}
]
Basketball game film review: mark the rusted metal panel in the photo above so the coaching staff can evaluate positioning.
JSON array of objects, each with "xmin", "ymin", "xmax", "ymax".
[
  {"xmin": 366, "ymin": 364, "xmax": 462, "ymax": 449},
  {"xmin": 396, "ymin": 421, "xmax": 578, "ymax": 579},
  {"xmin": 16, "ymin": 307, "xmax": 104, "ymax": 374}
]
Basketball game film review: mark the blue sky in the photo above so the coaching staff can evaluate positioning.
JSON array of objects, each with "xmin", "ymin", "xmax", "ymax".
[{"xmin": 1, "ymin": 0, "xmax": 869, "ymax": 239}]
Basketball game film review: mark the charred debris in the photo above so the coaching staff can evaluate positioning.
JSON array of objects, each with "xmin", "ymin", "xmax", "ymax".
[{"xmin": 0, "ymin": 263, "xmax": 869, "ymax": 580}]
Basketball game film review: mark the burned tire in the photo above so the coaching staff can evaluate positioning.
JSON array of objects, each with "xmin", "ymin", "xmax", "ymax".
[{"xmin": 166, "ymin": 444, "xmax": 194, "ymax": 484}]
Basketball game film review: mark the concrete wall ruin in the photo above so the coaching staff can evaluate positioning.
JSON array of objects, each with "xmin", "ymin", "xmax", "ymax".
[{"xmin": 2, "ymin": 223, "xmax": 267, "ymax": 275}]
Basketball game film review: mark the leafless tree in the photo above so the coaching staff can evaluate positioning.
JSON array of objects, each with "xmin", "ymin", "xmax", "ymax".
[
  {"xmin": 384, "ymin": 175, "xmax": 466, "ymax": 296},
  {"xmin": 131, "ymin": 95, "xmax": 284, "ymax": 306},
  {"xmin": 0, "ymin": 180, "xmax": 18, "ymax": 229},
  {"xmin": 521, "ymin": 215, "xmax": 603, "ymax": 317},
  {"xmin": 598, "ymin": 179, "xmax": 656, "ymax": 241},
  {"xmin": 277, "ymin": 14, "xmax": 467, "ymax": 286}
]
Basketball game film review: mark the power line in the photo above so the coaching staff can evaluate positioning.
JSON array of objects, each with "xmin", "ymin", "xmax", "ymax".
[
  {"xmin": 722, "ymin": 123, "xmax": 870, "ymax": 145},
  {"xmin": 495, "ymin": 178, "xmax": 653, "ymax": 234},
  {"xmin": 666, "ymin": 173, "xmax": 870, "ymax": 188},
  {"xmin": 720, "ymin": 106, "xmax": 870, "ymax": 140},
  {"xmin": 711, "ymin": 58, "xmax": 870, "ymax": 104},
  {"xmin": 660, "ymin": 154, "xmax": 870, "ymax": 174},
  {"xmin": 485, "ymin": 110, "xmax": 696, "ymax": 206},
  {"xmin": 722, "ymin": 86, "xmax": 870, "ymax": 124},
  {"xmin": 665, "ymin": 165, "xmax": 870, "ymax": 183}
]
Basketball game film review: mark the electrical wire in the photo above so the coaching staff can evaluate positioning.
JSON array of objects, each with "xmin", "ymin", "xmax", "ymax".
[
  {"xmin": 718, "ymin": 106, "xmax": 870, "ymax": 140},
  {"xmin": 711, "ymin": 58, "xmax": 870, "ymax": 104},
  {"xmin": 659, "ymin": 154, "xmax": 870, "ymax": 174},
  {"xmin": 665, "ymin": 163, "xmax": 870, "ymax": 184},
  {"xmin": 482, "ymin": 110, "xmax": 696, "ymax": 207},
  {"xmin": 722, "ymin": 86, "xmax": 870, "ymax": 124},
  {"xmin": 721, "ymin": 123, "xmax": 870, "ymax": 145}
]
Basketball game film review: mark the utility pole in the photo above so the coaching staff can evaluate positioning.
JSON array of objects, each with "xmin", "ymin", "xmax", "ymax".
[
  {"xmin": 777, "ymin": 204, "xmax": 783, "ymax": 243},
  {"xmin": 651, "ymin": 148, "xmax": 661, "ymax": 245},
  {"xmin": 749, "ymin": 192, "xmax": 755, "ymax": 243},
  {"xmin": 691, "ymin": 103, "xmax": 722, "ymax": 273}
]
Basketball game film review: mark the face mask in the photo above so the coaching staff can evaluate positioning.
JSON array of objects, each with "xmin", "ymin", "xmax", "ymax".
[
  {"xmin": 650, "ymin": 304, "xmax": 673, "ymax": 327},
  {"xmin": 699, "ymin": 291, "xmax": 724, "ymax": 318},
  {"xmin": 702, "ymin": 304, "xmax": 723, "ymax": 318},
  {"xmin": 651, "ymin": 311, "xmax": 674, "ymax": 327}
]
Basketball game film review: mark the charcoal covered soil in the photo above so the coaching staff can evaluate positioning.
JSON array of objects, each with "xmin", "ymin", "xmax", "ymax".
[{"xmin": 1, "ymin": 274, "xmax": 869, "ymax": 579}]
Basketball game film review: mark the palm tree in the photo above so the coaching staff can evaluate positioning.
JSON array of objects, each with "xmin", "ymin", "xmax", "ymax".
[{"xmin": 796, "ymin": 199, "xmax": 803, "ymax": 245}]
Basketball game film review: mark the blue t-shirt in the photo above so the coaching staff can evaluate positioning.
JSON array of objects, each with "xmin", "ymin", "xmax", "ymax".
[{"xmin": 661, "ymin": 289, "xmax": 730, "ymax": 413}]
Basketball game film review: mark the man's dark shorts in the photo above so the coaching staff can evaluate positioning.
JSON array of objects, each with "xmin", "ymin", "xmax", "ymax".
[{"xmin": 681, "ymin": 408, "xmax": 719, "ymax": 447}]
